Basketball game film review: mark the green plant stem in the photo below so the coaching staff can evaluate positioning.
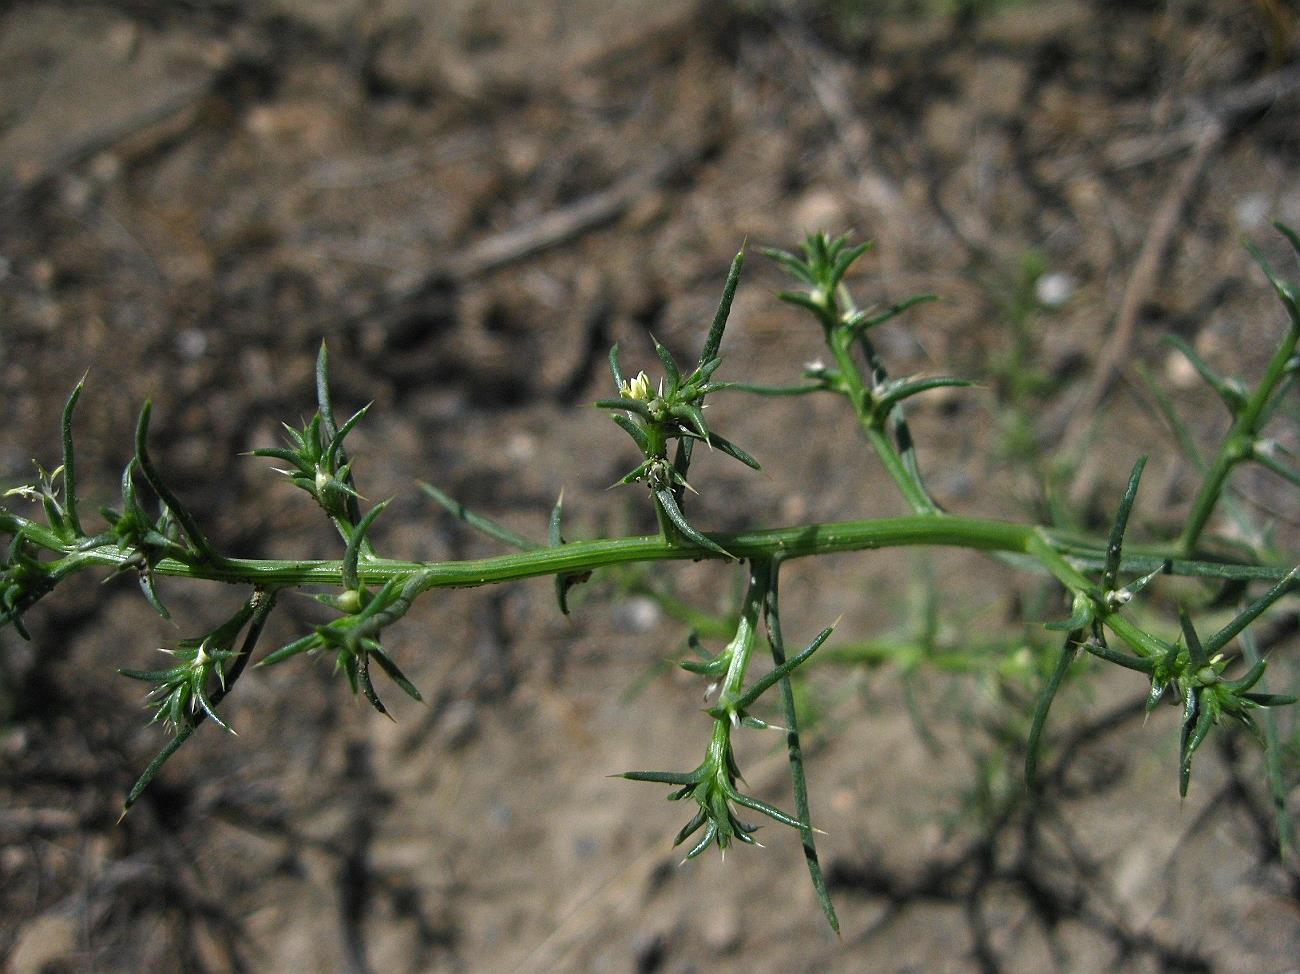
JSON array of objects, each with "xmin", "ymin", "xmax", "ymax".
[
  {"xmin": 764, "ymin": 558, "xmax": 839, "ymax": 932},
  {"xmin": 716, "ymin": 560, "xmax": 769, "ymax": 711},
  {"xmin": 826, "ymin": 324, "xmax": 937, "ymax": 516},
  {"xmin": 1026, "ymin": 531, "xmax": 1183, "ymax": 659},
  {"xmin": 1178, "ymin": 314, "xmax": 1299, "ymax": 554},
  {"xmin": 6, "ymin": 508, "xmax": 1289, "ymax": 611}
]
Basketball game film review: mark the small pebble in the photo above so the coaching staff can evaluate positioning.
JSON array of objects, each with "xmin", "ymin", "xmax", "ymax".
[
  {"xmin": 1035, "ymin": 271, "xmax": 1076, "ymax": 308},
  {"xmin": 1233, "ymin": 192, "xmax": 1271, "ymax": 231},
  {"xmin": 176, "ymin": 328, "xmax": 208, "ymax": 360},
  {"xmin": 617, "ymin": 596, "xmax": 661, "ymax": 633}
]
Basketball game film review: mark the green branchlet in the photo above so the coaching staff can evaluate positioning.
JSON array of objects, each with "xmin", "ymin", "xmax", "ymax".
[
  {"xmin": 0, "ymin": 225, "xmax": 1297, "ymax": 933},
  {"xmin": 761, "ymin": 233, "xmax": 959, "ymax": 515},
  {"xmin": 598, "ymin": 250, "xmax": 756, "ymax": 558},
  {"xmin": 1023, "ymin": 456, "xmax": 1297, "ymax": 796},
  {"xmin": 623, "ymin": 561, "xmax": 832, "ymax": 874},
  {"xmin": 118, "ymin": 599, "xmax": 257, "ymax": 734},
  {"xmin": 1177, "ymin": 223, "xmax": 1300, "ymax": 554}
]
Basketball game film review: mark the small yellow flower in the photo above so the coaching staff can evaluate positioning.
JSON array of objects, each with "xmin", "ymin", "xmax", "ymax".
[{"xmin": 620, "ymin": 371, "xmax": 653, "ymax": 402}]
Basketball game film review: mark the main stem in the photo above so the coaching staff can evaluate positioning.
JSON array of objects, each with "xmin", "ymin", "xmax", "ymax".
[{"xmin": 5, "ymin": 509, "xmax": 1288, "ymax": 598}]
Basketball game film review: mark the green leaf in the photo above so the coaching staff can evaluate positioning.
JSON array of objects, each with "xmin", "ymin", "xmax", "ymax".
[
  {"xmin": 730, "ymin": 626, "xmax": 833, "ymax": 712},
  {"xmin": 873, "ymin": 376, "xmax": 972, "ymax": 417},
  {"xmin": 194, "ymin": 680, "xmax": 233, "ymax": 734},
  {"xmin": 777, "ymin": 291, "xmax": 828, "ymax": 318},
  {"xmin": 138, "ymin": 568, "xmax": 170, "ymax": 620},
  {"xmin": 1104, "ymin": 456, "xmax": 1147, "ymax": 592},
  {"xmin": 613, "ymin": 458, "xmax": 654, "ymax": 487},
  {"xmin": 672, "ymin": 807, "xmax": 709, "ymax": 847},
  {"xmin": 258, "ymin": 631, "xmax": 322, "ymax": 667},
  {"xmin": 728, "ymin": 382, "xmax": 826, "ymax": 397},
  {"xmin": 134, "ymin": 401, "xmax": 214, "ymax": 561},
  {"xmin": 419, "ymin": 482, "xmax": 540, "ymax": 551},
  {"xmin": 1163, "ymin": 336, "xmax": 1244, "ymax": 412},
  {"xmin": 1222, "ymin": 658, "xmax": 1267, "ymax": 693},
  {"xmin": 1045, "ymin": 592, "xmax": 1093, "ymax": 631},
  {"xmin": 549, "ymin": 491, "xmax": 588, "ymax": 617},
  {"xmin": 1082, "ymin": 638, "xmax": 1156, "ymax": 673},
  {"xmin": 609, "ymin": 414, "xmax": 649, "ymax": 453},
  {"xmin": 761, "ymin": 247, "xmax": 814, "ymax": 286},
  {"xmin": 669, "ymin": 404, "xmax": 709, "ymax": 442},
  {"xmin": 652, "ymin": 335, "xmax": 680, "ymax": 396},
  {"xmin": 315, "ymin": 341, "xmax": 339, "ymax": 443},
  {"xmin": 356, "ymin": 651, "xmax": 392, "ymax": 718},
  {"xmin": 682, "ymin": 821, "xmax": 719, "ymax": 860},
  {"xmin": 845, "ymin": 294, "xmax": 938, "ymax": 334},
  {"xmin": 323, "ymin": 402, "xmax": 372, "ymax": 473},
  {"xmin": 1241, "ymin": 692, "xmax": 1298, "ymax": 707},
  {"xmin": 728, "ymin": 789, "xmax": 807, "ymax": 830},
  {"xmin": 1275, "ymin": 220, "xmax": 1300, "ymax": 257},
  {"xmin": 121, "ymin": 724, "xmax": 195, "ymax": 817},
  {"xmin": 829, "ymin": 241, "xmax": 872, "ymax": 288},
  {"xmin": 1247, "ymin": 241, "xmax": 1299, "ymax": 323},
  {"xmin": 594, "ymin": 397, "xmax": 653, "ymax": 420},
  {"xmin": 1180, "ymin": 610, "xmax": 1208, "ymax": 670},
  {"xmin": 701, "ymin": 249, "xmax": 745, "ymax": 365},
  {"xmin": 1026, "ymin": 634, "xmax": 1077, "ymax": 790},
  {"xmin": 620, "ymin": 769, "xmax": 701, "ymax": 785},
  {"xmin": 1205, "ymin": 567, "xmax": 1298, "ymax": 654},
  {"xmin": 654, "ymin": 488, "xmax": 734, "ymax": 559},
  {"xmin": 342, "ymin": 499, "xmax": 390, "ymax": 592},
  {"xmin": 1179, "ymin": 688, "xmax": 1215, "ymax": 798},
  {"xmin": 60, "ymin": 376, "xmax": 85, "ymax": 538}
]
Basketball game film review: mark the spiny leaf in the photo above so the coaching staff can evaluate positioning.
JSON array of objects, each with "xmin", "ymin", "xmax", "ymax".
[
  {"xmin": 610, "ymin": 414, "xmax": 648, "ymax": 453},
  {"xmin": 594, "ymin": 397, "xmax": 653, "ymax": 420},
  {"xmin": 608, "ymin": 343, "xmax": 625, "ymax": 390},
  {"xmin": 1180, "ymin": 610, "xmax": 1208, "ymax": 670},
  {"xmin": 845, "ymin": 294, "xmax": 938, "ymax": 334},
  {"xmin": 874, "ymin": 376, "xmax": 972, "ymax": 417},
  {"xmin": 258, "ymin": 631, "xmax": 322, "ymax": 668},
  {"xmin": 830, "ymin": 241, "xmax": 872, "ymax": 288},
  {"xmin": 61, "ymin": 376, "xmax": 85, "ymax": 537},
  {"xmin": 1163, "ymin": 336, "xmax": 1244, "ymax": 412},
  {"xmin": 730, "ymin": 626, "xmax": 833, "ymax": 712},
  {"xmin": 419, "ymin": 482, "xmax": 540, "ymax": 551},
  {"xmin": 1179, "ymin": 688, "xmax": 1215, "ymax": 798},
  {"xmin": 549, "ymin": 491, "xmax": 589, "ymax": 617},
  {"xmin": 700, "ymin": 249, "xmax": 745, "ymax": 365},
  {"xmin": 323, "ymin": 402, "xmax": 372, "ymax": 472},
  {"xmin": 654, "ymin": 488, "xmax": 734, "ymax": 559},
  {"xmin": 672, "ymin": 807, "xmax": 709, "ymax": 846},
  {"xmin": 134, "ymin": 401, "xmax": 214, "ymax": 561},
  {"xmin": 728, "ymin": 789, "xmax": 806, "ymax": 830},
  {"xmin": 761, "ymin": 247, "xmax": 814, "ymax": 286},
  {"xmin": 342, "ymin": 499, "xmax": 390, "ymax": 592},
  {"xmin": 619, "ymin": 769, "xmax": 701, "ymax": 785},
  {"xmin": 763, "ymin": 566, "xmax": 839, "ymax": 933},
  {"xmin": 777, "ymin": 291, "xmax": 828, "ymax": 318},
  {"xmin": 1026, "ymin": 634, "xmax": 1077, "ymax": 791},
  {"xmin": 652, "ymin": 335, "xmax": 680, "ymax": 395},
  {"xmin": 1045, "ymin": 592, "xmax": 1093, "ymax": 632},
  {"xmin": 1206, "ymin": 567, "xmax": 1298, "ymax": 654}
]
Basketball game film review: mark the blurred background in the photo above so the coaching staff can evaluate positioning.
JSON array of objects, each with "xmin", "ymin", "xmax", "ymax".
[{"xmin": 2, "ymin": 1, "xmax": 1299, "ymax": 971}]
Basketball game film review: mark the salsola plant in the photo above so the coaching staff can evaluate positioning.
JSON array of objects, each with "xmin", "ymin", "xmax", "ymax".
[{"xmin": 3, "ymin": 224, "xmax": 1298, "ymax": 932}]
